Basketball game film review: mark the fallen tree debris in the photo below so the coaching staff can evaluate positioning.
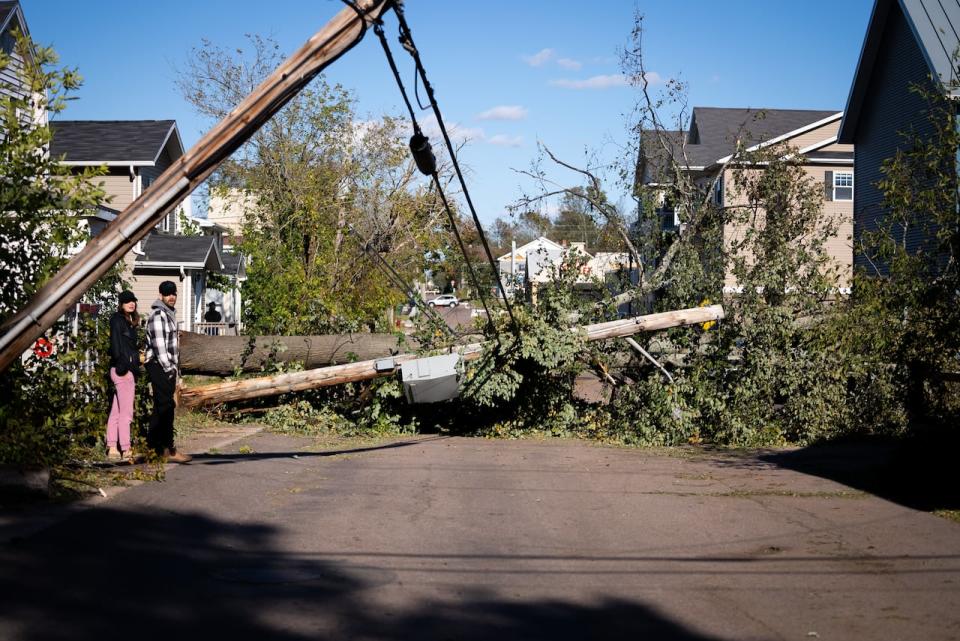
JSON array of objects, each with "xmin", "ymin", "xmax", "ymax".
[
  {"xmin": 179, "ymin": 332, "xmax": 423, "ymax": 375},
  {"xmin": 179, "ymin": 305, "xmax": 724, "ymax": 408}
]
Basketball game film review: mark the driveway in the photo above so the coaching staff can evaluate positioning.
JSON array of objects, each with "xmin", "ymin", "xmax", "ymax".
[{"xmin": 1, "ymin": 433, "xmax": 957, "ymax": 640}]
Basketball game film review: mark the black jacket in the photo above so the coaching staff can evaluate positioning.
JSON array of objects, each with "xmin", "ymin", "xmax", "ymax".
[{"xmin": 109, "ymin": 312, "xmax": 141, "ymax": 377}]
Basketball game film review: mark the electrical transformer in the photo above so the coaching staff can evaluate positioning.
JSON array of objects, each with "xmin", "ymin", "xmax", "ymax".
[{"xmin": 400, "ymin": 353, "xmax": 461, "ymax": 403}]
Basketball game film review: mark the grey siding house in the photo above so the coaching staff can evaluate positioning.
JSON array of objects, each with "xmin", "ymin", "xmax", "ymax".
[
  {"xmin": 0, "ymin": 0, "xmax": 37, "ymax": 123},
  {"xmin": 837, "ymin": 0, "xmax": 960, "ymax": 273}
]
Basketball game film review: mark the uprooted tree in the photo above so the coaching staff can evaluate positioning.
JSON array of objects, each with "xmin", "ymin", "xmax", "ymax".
[{"xmin": 466, "ymin": 12, "xmax": 865, "ymax": 446}]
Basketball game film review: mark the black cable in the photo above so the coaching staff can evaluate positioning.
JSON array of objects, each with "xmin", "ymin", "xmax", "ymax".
[
  {"xmin": 389, "ymin": 2, "xmax": 520, "ymax": 336},
  {"xmin": 372, "ymin": 15, "xmax": 502, "ymax": 344},
  {"xmin": 430, "ymin": 177, "xmax": 502, "ymax": 346},
  {"xmin": 344, "ymin": 224, "xmax": 456, "ymax": 339}
]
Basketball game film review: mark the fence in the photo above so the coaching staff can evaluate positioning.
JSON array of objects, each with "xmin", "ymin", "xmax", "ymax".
[{"xmin": 192, "ymin": 322, "xmax": 241, "ymax": 336}]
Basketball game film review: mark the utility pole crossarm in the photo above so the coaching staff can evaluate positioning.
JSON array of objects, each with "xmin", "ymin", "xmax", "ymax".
[{"xmin": 0, "ymin": 0, "xmax": 390, "ymax": 372}]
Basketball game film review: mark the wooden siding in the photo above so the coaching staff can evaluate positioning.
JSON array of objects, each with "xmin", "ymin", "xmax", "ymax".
[
  {"xmin": 785, "ymin": 119, "xmax": 842, "ymax": 152},
  {"xmin": 0, "ymin": 26, "xmax": 28, "ymax": 105},
  {"xmin": 95, "ymin": 169, "xmax": 136, "ymax": 211},
  {"xmin": 126, "ymin": 269, "xmax": 195, "ymax": 329},
  {"xmin": 852, "ymin": 1, "xmax": 940, "ymax": 274},
  {"xmin": 816, "ymin": 141, "xmax": 855, "ymax": 154},
  {"xmin": 721, "ymin": 161, "xmax": 853, "ymax": 290}
]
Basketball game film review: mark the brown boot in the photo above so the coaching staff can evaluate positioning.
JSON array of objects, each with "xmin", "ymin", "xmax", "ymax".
[
  {"xmin": 106, "ymin": 446, "xmax": 121, "ymax": 461},
  {"xmin": 166, "ymin": 448, "xmax": 193, "ymax": 463}
]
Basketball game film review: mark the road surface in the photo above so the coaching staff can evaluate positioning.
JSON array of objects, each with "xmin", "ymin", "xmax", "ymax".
[{"xmin": 1, "ymin": 433, "xmax": 958, "ymax": 640}]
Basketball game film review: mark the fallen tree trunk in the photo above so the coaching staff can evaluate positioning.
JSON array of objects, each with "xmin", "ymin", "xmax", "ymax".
[
  {"xmin": 179, "ymin": 332, "xmax": 421, "ymax": 375},
  {"xmin": 179, "ymin": 305, "xmax": 724, "ymax": 408}
]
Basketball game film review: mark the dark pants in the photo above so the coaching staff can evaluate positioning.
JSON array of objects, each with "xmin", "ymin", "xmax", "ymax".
[{"xmin": 146, "ymin": 361, "xmax": 176, "ymax": 454}]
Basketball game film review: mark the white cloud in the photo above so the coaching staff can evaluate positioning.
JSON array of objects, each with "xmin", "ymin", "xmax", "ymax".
[
  {"xmin": 549, "ymin": 74, "xmax": 630, "ymax": 89},
  {"xmin": 557, "ymin": 58, "xmax": 582, "ymax": 71},
  {"xmin": 417, "ymin": 114, "xmax": 484, "ymax": 145},
  {"xmin": 488, "ymin": 134, "xmax": 524, "ymax": 148},
  {"xmin": 522, "ymin": 48, "xmax": 555, "ymax": 67},
  {"xmin": 477, "ymin": 105, "xmax": 528, "ymax": 121}
]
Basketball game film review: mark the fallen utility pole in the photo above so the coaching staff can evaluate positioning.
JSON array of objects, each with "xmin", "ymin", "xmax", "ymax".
[
  {"xmin": 0, "ymin": 0, "xmax": 390, "ymax": 373},
  {"xmin": 180, "ymin": 332, "xmax": 425, "ymax": 375},
  {"xmin": 179, "ymin": 305, "xmax": 724, "ymax": 408}
]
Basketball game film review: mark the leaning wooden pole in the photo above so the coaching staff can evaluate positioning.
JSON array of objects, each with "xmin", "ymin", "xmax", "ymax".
[
  {"xmin": 179, "ymin": 305, "xmax": 724, "ymax": 408},
  {"xmin": 0, "ymin": 0, "xmax": 390, "ymax": 373}
]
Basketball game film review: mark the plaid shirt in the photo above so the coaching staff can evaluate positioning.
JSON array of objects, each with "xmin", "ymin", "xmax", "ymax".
[{"xmin": 145, "ymin": 300, "xmax": 179, "ymax": 375}]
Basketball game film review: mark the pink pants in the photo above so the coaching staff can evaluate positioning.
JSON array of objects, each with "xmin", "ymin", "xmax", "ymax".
[{"xmin": 107, "ymin": 368, "xmax": 135, "ymax": 451}]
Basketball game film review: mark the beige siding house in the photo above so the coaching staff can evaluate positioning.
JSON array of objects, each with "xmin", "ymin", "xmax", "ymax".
[
  {"xmin": 50, "ymin": 120, "xmax": 245, "ymax": 332},
  {"xmin": 639, "ymin": 107, "xmax": 854, "ymax": 291}
]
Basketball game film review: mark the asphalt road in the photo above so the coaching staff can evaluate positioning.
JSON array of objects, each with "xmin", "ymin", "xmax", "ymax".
[{"xmin": 2, "ymin": 433, "xmax": 958, "ymax": 641}]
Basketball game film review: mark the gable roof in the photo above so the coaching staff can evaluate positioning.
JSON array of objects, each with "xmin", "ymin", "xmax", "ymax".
[
  {"xmin": 639, "ymin": 108, "xmax": 846, "ymax": 180},
  {"xmin": 221, "ymin": 252, "xmax": 245, "ymax": 277},
  {"xmin": 496, "ymin": 236, "xmax": 563, "ymax": 262},
  {"xmin": 136, "ymin": 233, "xmax": 223, "ymax": 271},
  {"xmin": 50, "ymin": 120, "xmax": 183, "ymax": 165},
  {"xmin": 687, "ymin": 108, "xmax": 841, "ymax": 167},
  {"xmin": 0, "ymin": 1, "xmax": 28, "ymax": 38},
  {"xmin": 839, "ymin": 0, "xmax": 960, "ymax": 142}
]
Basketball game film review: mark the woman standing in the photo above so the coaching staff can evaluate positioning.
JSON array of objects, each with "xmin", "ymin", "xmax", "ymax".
[{"xmin": 106, "ymin": 291, "xmax": 141, "ymax": 461}]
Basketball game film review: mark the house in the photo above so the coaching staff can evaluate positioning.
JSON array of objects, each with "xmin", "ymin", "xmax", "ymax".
[
  {"xmin": 0, "ymin": 0, "xmax": 42, "ymax": 127},
  {"xmin": 496, "ymin": 236, "xmax": 564, "ymax": 287},
  {"xmin": 50, "ymin": 119, "xmax": 246, "ymax": 331},
  {"xmin": 638, "ymin": 107, "xmax": 855, "ymax": 290},
  {"xmin": 206, "ymin": 187, "xmax": 257, "ymax": 245},
  {"xmin": 837, "ymin": 0, "xmax": 959, "ymax": 273}
]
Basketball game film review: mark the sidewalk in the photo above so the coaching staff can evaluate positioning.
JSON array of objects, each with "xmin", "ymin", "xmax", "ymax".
[{"xmin": 0, "ymin": 421, "xmax": 264, "ymax": 544}]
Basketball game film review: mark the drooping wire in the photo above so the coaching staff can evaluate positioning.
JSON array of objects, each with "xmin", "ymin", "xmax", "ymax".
[
  {"xmin": 372, "ymin": 17, "xmax": 504, "ymax": 345},
  {"xmin": 344, "ymin": 223, "xmax": 457, "ymax": 340},
  {"xmin": 389, "ymin": 2, "xmax": 520, "ymax": 335}
]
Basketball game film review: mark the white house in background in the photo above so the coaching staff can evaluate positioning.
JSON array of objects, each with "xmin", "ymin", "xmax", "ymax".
[
  {"xmin": 497, "ymin": 236, "xmax": 564, "ymax": 285},
  {"xmin": 585, "ymin": 252, "xmax": 632, "ymax": 277},
  {"xmin": 206, "ymin": 187, "xmax": 259, "ymax": 244}
]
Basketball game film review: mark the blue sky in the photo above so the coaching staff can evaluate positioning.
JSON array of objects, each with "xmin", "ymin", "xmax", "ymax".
[{"xmin": 24, "ymin": 0, "xmax": 874, "ymax": 223}]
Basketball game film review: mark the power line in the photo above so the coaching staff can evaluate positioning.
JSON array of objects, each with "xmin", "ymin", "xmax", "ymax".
[
  {"xmin": 369, "ymin": 13, "xmax": 507, "ymax": 345},
  {"xmin": 378, "ymin": 2, "xmax": 521, "ymax": 339},
  {"xmin": 344, "ymin": 224, "xmax": 457, "ymax": 340}
]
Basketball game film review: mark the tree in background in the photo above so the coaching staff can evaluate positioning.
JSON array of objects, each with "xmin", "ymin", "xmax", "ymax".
[
  {"xmin": 0, "ymin": 34, "xmax": 122, "ymax": 468},
  {"xmin": 177, "ymin": 35, "xmax": 452, "ymax": 335}
]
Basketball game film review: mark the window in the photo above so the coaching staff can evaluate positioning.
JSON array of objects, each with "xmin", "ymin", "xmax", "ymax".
[{"xmin": 833, "ymin": 172, "xmax": 853, "ymax": 201}]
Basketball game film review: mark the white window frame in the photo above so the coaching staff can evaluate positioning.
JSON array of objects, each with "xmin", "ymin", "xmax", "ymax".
[
  {"xmin": 713, "ymin": 174, "xmax": 724, "ymax": 206},
  {"xmin": 833, "ymin": 171, "xmax": 853, "ymax": 201}
]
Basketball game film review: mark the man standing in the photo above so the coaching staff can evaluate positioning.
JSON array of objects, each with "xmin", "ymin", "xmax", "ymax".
[{"xmin": 144, "ymin": 280, "xmax": 191, "ymax": 463}]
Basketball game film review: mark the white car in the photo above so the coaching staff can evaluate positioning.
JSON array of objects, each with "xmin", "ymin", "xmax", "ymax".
[{"xmin": 428, "ymin": 294, "xmax": 459, "ymax": 308}]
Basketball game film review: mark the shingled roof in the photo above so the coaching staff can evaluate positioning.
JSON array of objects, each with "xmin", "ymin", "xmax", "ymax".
[
  {"xmin": 639, "ymin": 108, "xmax": 846, "ymax": 179},
  {"xmin": 686, "ymin": 108, "xmax": 841, "ymax": 167},
  {"xmin": 50, "ymin": 120, "xmax": 182, "ymax": 165},
  {"xmin": 221, "ymin": 252, "xmax": 245, "ymax": 277},
  {"xmin": 137, "ymin": 233, "xmax": 223, "ymax": 271}
]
